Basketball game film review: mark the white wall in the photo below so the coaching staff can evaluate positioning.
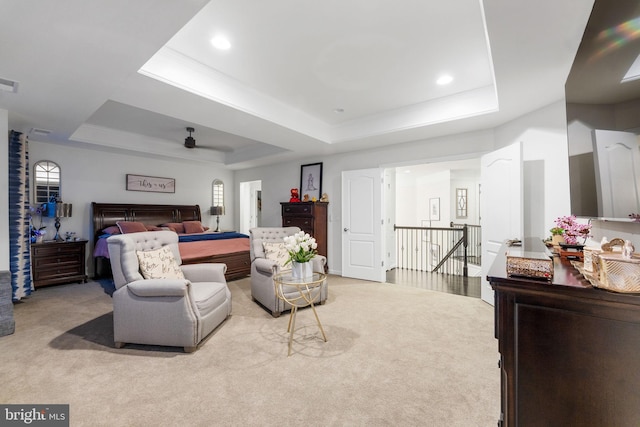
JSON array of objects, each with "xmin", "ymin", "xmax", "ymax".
[
  {"xmin": 418, "ymin": 170, "xmax": 451, "ymax": 227},
  {"xmin": 29, "ymin": 142, "xmax": 234, "ymax": 273},
  {"xmin": 494, "ymin": 100, "xmax": 572, "ymax": 239},
  {"xmin": 0, "ymin": 109, "xmax": 8, "ymax": 271}
]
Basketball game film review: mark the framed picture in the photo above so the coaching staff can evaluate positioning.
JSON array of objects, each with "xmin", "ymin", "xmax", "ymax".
[
  {"xmin": 126, "ymin": 174, "xmax": 175, "ymax": 193},
  {"xmin": 300, "ymin": 162, "xmax": 323, "ymax": 201},
  {"xmin": 456, "ymin": 188, "xmax": 468, "ymax": 218},
  {"xmin": 429, "ymin": 197, "xmax": 440, "ymax": 221}
]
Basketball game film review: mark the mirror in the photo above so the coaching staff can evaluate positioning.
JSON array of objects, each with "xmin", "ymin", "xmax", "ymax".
[
  {"xmin": 212, "ymin": 179, "xmax": 224, "ymax": 208},
  {"xmin": 33, "ymin": 160, "xmax": 61, "ymax": 204},
  {"xmin": 566, "ymin": 0, "xmax": 640, "ymax": 218}
]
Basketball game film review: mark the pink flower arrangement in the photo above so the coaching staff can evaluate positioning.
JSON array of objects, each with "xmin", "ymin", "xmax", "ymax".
[{"xmin": 554, "ymin": 215, "xmax": 591, "ymax": 245}]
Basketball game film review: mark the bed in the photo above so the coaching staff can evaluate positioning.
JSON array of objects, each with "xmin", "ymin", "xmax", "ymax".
[{"xmin": 91, "ymin": 202, "xmax": 250, "ymax": 281}]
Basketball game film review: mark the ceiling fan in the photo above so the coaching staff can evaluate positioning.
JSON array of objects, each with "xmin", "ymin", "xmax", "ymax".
[
  {"xmin": 184, "ymin": 127, "xmax": 197, "ymax": 148},
  {"xmin": 183, "ymin": 127, "xmax": 233, "ymax": 152}
]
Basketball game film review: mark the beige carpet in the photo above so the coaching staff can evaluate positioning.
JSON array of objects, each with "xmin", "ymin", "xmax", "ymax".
[{"xmin": 0, "ymin": 275, "xmax": 499, "ymax": 426}]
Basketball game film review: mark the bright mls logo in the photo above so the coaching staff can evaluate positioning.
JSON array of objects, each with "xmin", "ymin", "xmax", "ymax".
[{"xmin": 1, "ymin": 405, "xmax": 68, "ymax": 426}]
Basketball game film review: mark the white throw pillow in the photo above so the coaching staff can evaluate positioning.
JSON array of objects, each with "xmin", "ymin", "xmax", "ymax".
[
  {"xmin": 263, "ymin": 241, "xmax": 290, "ymax": 268},
  {"xmin": 136, "ymin": 246, "xmax": 185, "ymax": 280}
]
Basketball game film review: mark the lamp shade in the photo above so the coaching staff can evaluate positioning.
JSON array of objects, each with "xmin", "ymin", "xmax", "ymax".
[
  {"xmin": 210, "ymin": 206, "xmax": 225, "ymax": 216},
  {"xmin": 55, "ymin": 203, "xmax": 72, "ymax": 218}
]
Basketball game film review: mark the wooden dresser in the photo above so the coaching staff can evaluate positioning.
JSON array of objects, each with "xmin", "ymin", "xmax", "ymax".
[
  {"xmin": 31, "ymin": 240, "xmax": 88, "ymax": 288},
  {"xmin": 281, "ymin": 202, "xmax": 328, "ymax": 259},
  {"xmin": 487, "ymin": 240, "xmax": 640, "ymax": 426}
]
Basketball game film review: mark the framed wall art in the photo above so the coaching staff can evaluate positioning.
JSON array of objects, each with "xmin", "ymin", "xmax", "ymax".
[
  {"xmin": 429, "ymin": 197, "xmax": 440, "ymax": 221},
  {"xmin": 300, "ymin": 162, "xmax": 322, "ymax": 201},
  {"xmin": 126, "ymin": 174, "xmax": 175, "ymax": 193},
  {"xmin": 456, "ymin": 188, "xmax": 468, "ymax": 218}
]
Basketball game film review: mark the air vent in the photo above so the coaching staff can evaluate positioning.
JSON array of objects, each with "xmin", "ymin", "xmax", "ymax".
[
  {"xmin": 0, "ymin": 77, "xmax": 19, "ymax": 93},
  {"xmin": 30, "ymin": 128, "xmax": 51, "ymax": 137}
]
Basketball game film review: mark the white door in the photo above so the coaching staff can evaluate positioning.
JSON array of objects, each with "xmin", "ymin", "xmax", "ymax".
[
  {"xmin": 593, "ymin": 129, "xmax": 640, "ymax": 217},
  {"xmin": 239, "ymin": 180, "xmax": 261, "ymax": 234},
  {"xmin": 342, "ymin": 168, "xmax": 385, "ymax": 282},
  {"xmin": 480, "ymin": 143, "xmax": 523, "ymax": 305}
]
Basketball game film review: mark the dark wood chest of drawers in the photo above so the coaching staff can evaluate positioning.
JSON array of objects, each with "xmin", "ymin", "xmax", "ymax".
[
  {"xmin": 281, "ymin": 202, "xmax": 328, "ymax": 259},
  {"xmin": 487, "ymin": 240, "xmax": 640, "ymax": 426},
  {"xmin": 31, "ymin": 240, "xmax": 88, "ymax": 288}
]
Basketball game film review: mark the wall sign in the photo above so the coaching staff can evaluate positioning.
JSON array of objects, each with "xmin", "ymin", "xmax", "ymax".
[{"xmin": 126, "ymin": 174, "xmax": 175, "ymax": 193}]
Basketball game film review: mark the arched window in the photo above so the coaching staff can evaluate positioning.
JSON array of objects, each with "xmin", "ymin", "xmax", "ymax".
[
  {"xmin": 212, "ymin": 179, "xmax": 224, "ymax": 208},
  {"xmin": 34, "ymin": 160, "xmax": 61, "ymax": 204}
]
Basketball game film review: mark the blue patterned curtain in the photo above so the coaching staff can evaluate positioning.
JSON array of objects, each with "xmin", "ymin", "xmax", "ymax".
[{"xmin": 8, "ymin": 130, "xmax": 32, "ymax": 301}]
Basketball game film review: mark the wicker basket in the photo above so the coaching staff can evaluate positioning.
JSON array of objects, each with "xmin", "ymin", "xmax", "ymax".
[
  {"xmin": 582, "ymin": 247, "xmax": 601, "ymax": 273},
  {"xmin": 592, "ymin": 252, "xmax": 640, "ymax": 293}
]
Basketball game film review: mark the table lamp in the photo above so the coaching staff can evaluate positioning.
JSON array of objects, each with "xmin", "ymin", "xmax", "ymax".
[
  {"xmin": 54, "ymin": 202, "xmax": 72, "ymax": 241},
  {"xmin": 210, "ymin": 206, "xmax": 225, "ymax": 232}
]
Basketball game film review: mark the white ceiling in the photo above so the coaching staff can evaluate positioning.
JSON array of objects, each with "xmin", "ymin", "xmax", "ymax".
[{"xmin": 0, "ymin": 0, "xmax": 595, "ymax": 170}]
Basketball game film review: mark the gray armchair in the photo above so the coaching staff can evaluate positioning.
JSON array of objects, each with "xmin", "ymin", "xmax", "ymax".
[
  {"xmin": 250, "ymin": 227, "xmax": 327, "ymax": 317},
  {"xmin": 107, "ymin": 230, "xmax": 231, "ymax": 352}
]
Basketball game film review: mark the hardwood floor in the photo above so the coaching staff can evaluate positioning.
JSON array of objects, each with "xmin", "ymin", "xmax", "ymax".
[{"xmin": 386, "ymin": 268, "xmax": 481, "ymax": 298}]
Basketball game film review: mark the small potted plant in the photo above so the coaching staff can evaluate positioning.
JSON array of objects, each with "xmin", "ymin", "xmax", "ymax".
[
  {"xmin": 554, "ymin": 215, "xmax": 591, "ymax": 246},
  {"xmin": 550, "ymin": 226, "xmax": 565, "ymax": 246}
]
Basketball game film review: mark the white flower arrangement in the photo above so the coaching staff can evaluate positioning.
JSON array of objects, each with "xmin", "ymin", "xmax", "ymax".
[{"xmin": 283, "ymin": 231, "xmax": 318, "ymax": 264}]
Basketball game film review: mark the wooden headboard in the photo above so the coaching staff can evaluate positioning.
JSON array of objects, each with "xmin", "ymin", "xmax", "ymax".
[{"xmin": 91, "ymin": 202, "xmax": 201, "ymax": 243}]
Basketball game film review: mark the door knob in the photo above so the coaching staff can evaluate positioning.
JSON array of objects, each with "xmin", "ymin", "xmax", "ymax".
[{"xmin": 344, "ymin": 228, "xmax": 349, "ymax": 232}]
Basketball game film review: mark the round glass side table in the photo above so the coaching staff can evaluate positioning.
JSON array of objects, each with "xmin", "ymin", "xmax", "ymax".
[{"xmin": 273, "ymin": 271, "xmax": 327, "ymax": 356}]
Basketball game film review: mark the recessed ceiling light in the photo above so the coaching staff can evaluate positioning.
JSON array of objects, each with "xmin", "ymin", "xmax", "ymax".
[
  {"xmin": 437, "ymin": 75, "xmax": 453, "ymax": 85},
  {"xmin": 211, "ymin": 35, "xmax": 231, "ymax": 50}
]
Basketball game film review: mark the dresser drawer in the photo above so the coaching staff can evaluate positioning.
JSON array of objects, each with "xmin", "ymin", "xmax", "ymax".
[
  {"xmin": 32, "ymin": 243, "xmax": 83, "ymax": 257},
  {"xmin": 32, "ymin": 253, "xmax": 82, "ymax": 269},
  {"xmin": 283, "ymin": 217, "xmax": 313, "ymax": 231},
  {"xmin": 33, "ymin": 264, "xmax": 84, "ymax": 281},
  {"xmin": 282, "ymin": 203, "xmax": 313, "ymax": 216}
]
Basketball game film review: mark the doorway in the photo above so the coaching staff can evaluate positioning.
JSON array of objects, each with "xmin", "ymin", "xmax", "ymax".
[
  {"xmin": 386, "ymin": 158, "xmax": 482, "ymax": 297},
  {"xmin": 239, "ymin": 180, "xmax": 262, "ymax": 235}
]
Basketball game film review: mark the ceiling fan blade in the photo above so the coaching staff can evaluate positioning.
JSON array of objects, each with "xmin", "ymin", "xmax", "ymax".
[{"xmin": 196, "ymin": 144, "xmax": 234, "ymax": 153}]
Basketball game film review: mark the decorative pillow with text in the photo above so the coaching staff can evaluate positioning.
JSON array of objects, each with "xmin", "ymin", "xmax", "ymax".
[
  {"xmin": 136, "ymin": 246, "xmax": 185, "ymax": 280},
  {"xmin": 262, "ymin": 242, "xmax": 290, "ymax": 268}
]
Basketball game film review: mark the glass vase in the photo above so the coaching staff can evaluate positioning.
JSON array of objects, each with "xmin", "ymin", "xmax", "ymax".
[{"xmin": 291, "ymin": 261, "xmax": 313, "ymax": 279}]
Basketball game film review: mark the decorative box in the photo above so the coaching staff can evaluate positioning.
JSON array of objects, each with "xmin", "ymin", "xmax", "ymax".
[
  {"xmin": 591, "ymin": 252, "xmax": 640, "ymax": 293},
  {"xmin": 582, "ymin": 246, "xmax": 601, "ymax": 273},
  {"xmin": 506, "ymin": 239, "xmax": 554, "ymax": 280}
]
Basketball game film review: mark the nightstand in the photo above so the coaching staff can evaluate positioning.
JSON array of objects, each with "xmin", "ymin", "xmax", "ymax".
[{"xmin": 31, "ymin": 240, "xmax": 88, "ymax": 288}]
